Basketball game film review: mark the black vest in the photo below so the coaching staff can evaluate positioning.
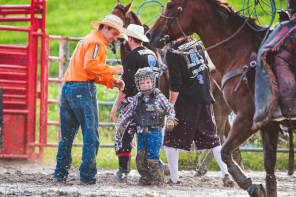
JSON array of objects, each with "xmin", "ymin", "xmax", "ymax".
[{"xmin": 134, "ymin": 90, "xmax": 164, "ymax": 128}]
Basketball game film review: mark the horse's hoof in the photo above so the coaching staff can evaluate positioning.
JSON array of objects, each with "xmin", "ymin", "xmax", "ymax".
[
  {"xmin": 223, "ymin": 174, "xmax": 234, "ymax": 187},
  {"xmin": 194, "ymin": 169, "xmax": 207, "ymax": 177},
  {"xmin": 247, "ymin": 184, "xmax": 266, "ymax": 197},
  {"xmin": 288, "ymin": 169, "xmax": 294, "ymax": 176},
  {"xmin": 163, "ymin": 164, "xmax": 170, "ymax": 176}
]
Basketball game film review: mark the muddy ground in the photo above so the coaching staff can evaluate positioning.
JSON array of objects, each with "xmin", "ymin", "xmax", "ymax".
[{"xmin": 0, "ymin": 160, "xmax": 295, "ymax": 197}]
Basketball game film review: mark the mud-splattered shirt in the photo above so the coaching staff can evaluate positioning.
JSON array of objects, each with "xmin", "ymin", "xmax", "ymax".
[{"xmin": 115, "ymin": 89, "xmax": 175, "ymax": 134}]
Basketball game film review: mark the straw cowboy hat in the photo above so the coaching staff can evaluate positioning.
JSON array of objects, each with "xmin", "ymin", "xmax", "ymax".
[
  {"xmin": 91, "ymin": 14, "xmax": 127, "ymax": 40},
  {"xmin": 125, "ymin": 24, "xmax": 149, "ymax": 42}
]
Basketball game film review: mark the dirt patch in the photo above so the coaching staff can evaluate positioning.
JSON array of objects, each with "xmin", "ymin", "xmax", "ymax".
[{"xmin": 0, "ymin": 160, "xmax": 295, "ymax": 197}]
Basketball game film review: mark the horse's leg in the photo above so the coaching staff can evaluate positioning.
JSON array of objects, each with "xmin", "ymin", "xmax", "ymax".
[
  {"xmin": 195, "ymin": 150, "xmax": 214, "ymax": 176},
  {"xmin": 260, "ymin": 122, "xmax": 279, "ymax": 197},
  {"xmin": 221, "ymin": 112, "xmax": 264, "ymax": 195},
  {"xmin": 232, "ymin": 147, "xmax": 244, "ymax": 169},
  {"xmin": 288, "ymin": 128, "xmax": 294, "ymax": 175},
  {"xmin": 223, "ymin": 118, "xmax": 244, "ymax": 169}
]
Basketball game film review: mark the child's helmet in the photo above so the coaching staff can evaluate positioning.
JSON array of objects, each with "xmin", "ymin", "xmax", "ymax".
[{"xmin": 134, "ymin": 67, "xmax": 157, "ymax": 94}]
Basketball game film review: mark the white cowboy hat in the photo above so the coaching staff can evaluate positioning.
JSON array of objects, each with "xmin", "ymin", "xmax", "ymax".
[
  {"xmin": 124, "ymin": 24, "xmax": 149, "ymax": 42},
  {"xmin": 91, "ymin": 14, "xmax": 127, "ymax": 40}
]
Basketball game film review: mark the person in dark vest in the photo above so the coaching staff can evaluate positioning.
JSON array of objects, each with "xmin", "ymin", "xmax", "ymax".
[
  {"xmin": 163, "ymin": 36, "xmax": 234, "ymax": 187},
  {"xmin": 116, "ymin": 67, "xmax": 176, "ymax": 186},
  {"xmin": 110, "ymin": 24, "xmax": 159, "ymax": 181}
]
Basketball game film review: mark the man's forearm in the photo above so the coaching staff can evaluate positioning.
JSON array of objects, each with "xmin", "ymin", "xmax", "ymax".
[{"xmin": 169, "ymin": 91, "xmax": 179, "ymax": 104}]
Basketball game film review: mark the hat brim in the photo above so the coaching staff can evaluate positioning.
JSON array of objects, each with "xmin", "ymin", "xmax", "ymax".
[
  {"xmin": 124, "ymin": 28, "xmax": 150, "ymax": 42},
  {"xmin": 91, "ymin": 21, "xmax": 127, "ymax": 40}
]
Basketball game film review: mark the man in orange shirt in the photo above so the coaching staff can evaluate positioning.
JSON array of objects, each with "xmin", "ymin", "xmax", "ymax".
[{"xmin": 54, "ymin": 14, "xmax": 126, "ymax": 184}]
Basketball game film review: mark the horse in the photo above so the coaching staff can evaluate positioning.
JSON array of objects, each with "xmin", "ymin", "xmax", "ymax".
[
  {"xmin": 147, "ymin": 0, "xmax": 294, "ymax": 196},
  {"xmin": 111, "ymin": 0, "xmax": 243, "ymax": 177}
]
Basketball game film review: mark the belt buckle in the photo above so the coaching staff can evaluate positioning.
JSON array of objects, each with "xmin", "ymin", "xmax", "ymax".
[{"xmin": 144, "ymin": 127, "xmax": 149, "ymax": 133}]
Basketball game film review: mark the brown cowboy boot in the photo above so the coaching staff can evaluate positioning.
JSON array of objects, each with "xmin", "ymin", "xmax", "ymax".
[
  {"xmin": 147, "ymin": 159, "xmax": 165, "ymax": 186},
  {"xmin": 136, "ymin": 150, "xmax": 152, "ymax": 185},
  {"xmin": 274, "ymin": 49, "xmax": 296, "ymax": 117}
]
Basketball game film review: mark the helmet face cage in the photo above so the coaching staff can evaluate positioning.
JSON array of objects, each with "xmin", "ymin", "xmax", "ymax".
[{"xmin": 135, "ymin": 67, "xmax": 157, "ymax": 94}]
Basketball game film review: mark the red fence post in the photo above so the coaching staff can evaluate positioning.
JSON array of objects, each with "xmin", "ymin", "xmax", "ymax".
[{"xmin": 0, "ymin": 0, "xmax": 48, "ymax": 160}]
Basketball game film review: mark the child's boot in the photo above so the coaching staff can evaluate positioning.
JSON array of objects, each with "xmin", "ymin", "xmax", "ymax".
[
  {"xmin": 115, "ymin": 155, "xmax": 130, "ymax": 182},
  {"xmin": 148, "ymin": 159, "xmax": 165, "ymax": 186},
  {"xmin": 136, "ymin": 150, "xmax": 152, "ymax": 185}
]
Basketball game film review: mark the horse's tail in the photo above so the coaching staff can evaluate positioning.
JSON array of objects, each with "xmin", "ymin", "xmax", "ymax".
[{"xmin": 288, "ymin": 128, "xmax": 294, "ymax": 175}]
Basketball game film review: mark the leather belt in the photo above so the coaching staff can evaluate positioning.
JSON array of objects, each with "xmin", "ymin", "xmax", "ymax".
[
  {"xmin": 144, "ymin": 126, "xmax": 162, "ymax": 132},
  {"xmin": 66, "ymin": 80, "xmax": 94, "ymax": 84}
]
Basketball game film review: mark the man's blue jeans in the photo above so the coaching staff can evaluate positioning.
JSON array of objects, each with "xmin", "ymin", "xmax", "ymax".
[{"xmin": 54, "ymin": 81, "xmax": 99, "ymax": 183}]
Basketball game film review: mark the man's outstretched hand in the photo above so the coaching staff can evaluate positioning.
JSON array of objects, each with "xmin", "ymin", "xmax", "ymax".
[
  {"xmin": 113, "ymin": 65, "xmax": 124, "ymax": 75},
  {"xmin": 113, "ymin": 79, "xmax": 125, "ymax": 91}
]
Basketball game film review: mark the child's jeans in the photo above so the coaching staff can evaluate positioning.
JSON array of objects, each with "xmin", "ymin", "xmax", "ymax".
[{"xmin": 136, "ymin": 129, "xmax": 164, "ymax": 184}]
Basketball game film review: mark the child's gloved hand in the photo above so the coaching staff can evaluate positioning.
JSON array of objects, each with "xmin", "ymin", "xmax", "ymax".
[{"xmin": 165, "ymin": 118, "xmax": 178, "ymax": 131}]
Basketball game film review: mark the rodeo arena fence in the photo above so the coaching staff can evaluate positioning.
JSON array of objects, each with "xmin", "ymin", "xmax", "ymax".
[{"xmin": 0, "ymin": 0, "xmax": 294, "ymax": 161}]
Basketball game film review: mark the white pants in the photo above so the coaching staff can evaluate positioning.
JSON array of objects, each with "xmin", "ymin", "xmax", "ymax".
[
  {"xmin": 212, "ymin": 145, "xmax": 229, "ymax": 178},
  {"xmin": 164, "ymin": 146, "xmax": 179, "ymax": 183},
  {"xmin": 165, "ymin": 145, "xmax": 229, "ymax": 183}
]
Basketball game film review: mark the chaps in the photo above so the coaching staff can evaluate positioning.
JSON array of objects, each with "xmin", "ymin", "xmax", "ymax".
[{"xmin": 274, "ymin": 49, "xmax": 296, "ymax": 117}]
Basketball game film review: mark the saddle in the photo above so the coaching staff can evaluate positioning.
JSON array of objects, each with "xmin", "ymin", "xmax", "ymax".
[{"xmin": 254, "ymin": 19, "xmax": 296, "ymax": 128}]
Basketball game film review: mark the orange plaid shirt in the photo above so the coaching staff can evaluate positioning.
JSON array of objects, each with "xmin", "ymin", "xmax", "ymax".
[{"xmin": 64, "ymin": 30, "xmax": 116, "ymax": 89}]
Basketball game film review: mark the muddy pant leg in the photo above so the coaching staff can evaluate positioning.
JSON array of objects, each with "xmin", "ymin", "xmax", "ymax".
[
  {"xmin": 136, "ymin": 133, "xmax": 152, "ymax": 184},
  {"xmin": 146, "ymin": 130, "xmax": 164, "ymax": 184},
  {"xmin": 54, "ymin": 83, "xmax": 80, "ymax": 181},
  {"xmin": 164, "ymin": 146, "xmax": 179, "ymax": 183},
  {"xmin": 147, "ymin": 159, "xmax": 164, "ymax": 185},
  {"xmin": 77, "ymin": 83, "xmax": 99, "ymax": 184}
]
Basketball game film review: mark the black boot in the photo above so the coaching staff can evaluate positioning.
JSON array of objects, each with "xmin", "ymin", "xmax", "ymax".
[
  {"xmin": 115, "ymin": 168, "xmax": 127, "ymax": 182},
  {"xmin": 115, "ymin": 155, "xmax": 130, "ymax": 182}
]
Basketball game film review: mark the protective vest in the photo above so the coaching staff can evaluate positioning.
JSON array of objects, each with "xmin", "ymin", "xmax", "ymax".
[{"xmin": 135, "ymin": 90, "xmax": 164, "ymax": 128}]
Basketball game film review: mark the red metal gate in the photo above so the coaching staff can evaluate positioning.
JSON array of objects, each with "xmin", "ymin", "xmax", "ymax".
[{"xmin": 0, "ymin": 0, "xmax": 48, "ymax": 160}]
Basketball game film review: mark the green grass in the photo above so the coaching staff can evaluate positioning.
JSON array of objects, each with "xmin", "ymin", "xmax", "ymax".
[{"xmin": 1, "ymin": 0, "xmax": 295, "ymax": 171}]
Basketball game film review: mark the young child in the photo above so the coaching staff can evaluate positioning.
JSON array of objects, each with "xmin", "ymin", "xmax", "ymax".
[{"xmin": 116, "ymin": 67, "xmax": 176, "ymax": 186}]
